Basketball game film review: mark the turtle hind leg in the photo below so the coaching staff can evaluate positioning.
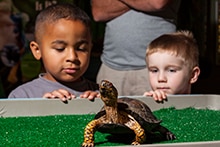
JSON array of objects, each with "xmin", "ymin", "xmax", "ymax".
[
  {"xmin": 166, "ymin": 131, "xmax": 176, "ymax": 140},
  {"xmin": 152, "ymin": 125, "xmax": 176, "ymax": 141}
]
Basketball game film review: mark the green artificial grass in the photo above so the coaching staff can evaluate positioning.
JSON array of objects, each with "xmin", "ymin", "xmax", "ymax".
[{"xmin": 0, "ymin": 107, "xmax": 220, "ymax": 146}]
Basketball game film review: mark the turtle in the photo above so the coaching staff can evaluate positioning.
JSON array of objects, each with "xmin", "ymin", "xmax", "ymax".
[{"xmin": 82, "ymin": 80, "xmax": 176, "ymax": 147}]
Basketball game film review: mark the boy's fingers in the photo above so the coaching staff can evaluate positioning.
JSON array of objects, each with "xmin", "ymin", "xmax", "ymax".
[
  {"xmin": 80, "ymin": 91, "xmax": 89, "ymax": 98},
  {"xmin": 143, "ymin": 91, "xmax": 153, "ymax": 97},
  {"xmin": 43, "ymin": 89, "xmax": 76, "ymax": 102},
  {"xmin": 153, "ymin": 90, "xmax": 167, "ymax": 103},
  {"xmin": 57, "ymin": 89, "xmax": 72, "ymax": 99},
  {"xmin": 43, "ymin": 93, "xmax": 55, "ymax": 98},
  {"xmin": 80, "ymin": 91, "xmax": 99, "ymax": 101},
  {"xmin": 88, "ymin": 92, "xmax": 99, "ymax": 101}
]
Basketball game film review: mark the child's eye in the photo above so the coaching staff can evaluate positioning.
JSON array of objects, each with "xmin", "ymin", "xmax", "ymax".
[
  {"xmin": 55, "ymin": 48, "xmax": 65, "ymax": 51},
  {"xmin": 76, "ymin": 47, "xmax": 86, "ymax": 51},
  {"xmin": 168, "ymin": 69, "xmax": 177, "ymax": 72},
  {"xmin": 52, "ymin": 45, "xmax": 65, "ymax": 51},
  {"xmin": 76, "ymin": 44, "xmax": 88, "ymax": 52},
  {"xmin": 75, "ymin": 40, "xmax": 90, "ymax": 52},
  {"xmin": 149, "ymin": 68, "xmax": 158, "ymax": 73}
]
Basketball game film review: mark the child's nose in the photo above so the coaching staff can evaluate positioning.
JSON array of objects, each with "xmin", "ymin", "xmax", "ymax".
[
  {"xmin": 66, "ymin": 49, "xmax": 78, "ymax": 62},
  {"xmin": 158, "ymin": 72, "xmax": 167, "ymax": 82}
]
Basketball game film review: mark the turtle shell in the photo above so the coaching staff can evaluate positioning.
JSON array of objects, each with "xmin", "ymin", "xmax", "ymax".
[{"xmin": 95, "ymin": 97, "xmax": 161, "ymax": 134}]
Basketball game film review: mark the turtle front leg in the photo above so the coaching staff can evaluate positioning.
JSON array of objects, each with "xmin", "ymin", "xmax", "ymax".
[
  {"xmin": 82, "ymin": 119, "xmax": 99, "ymax": 147},
  {"xmin": 125, "ymin": 115, "xmax": 146, "ymax": 145}
]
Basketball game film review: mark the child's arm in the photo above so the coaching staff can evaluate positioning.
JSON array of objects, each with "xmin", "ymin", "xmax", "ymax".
[
  {"xmin": 91, "ymin": 0, "xmax": 129, "ymax": 22},
  {"xmin": 143, "ymin": 90, "xmax": 168, "ymax": 103}
]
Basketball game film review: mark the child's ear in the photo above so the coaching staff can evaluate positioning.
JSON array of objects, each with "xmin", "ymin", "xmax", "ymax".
[
  {"xmin": 190, "ymin": 66, "xmax": 200, "ymax": 84},
  {"xmin": 30, "ymin": 41, "xmax": 41, "ymax": 60}
]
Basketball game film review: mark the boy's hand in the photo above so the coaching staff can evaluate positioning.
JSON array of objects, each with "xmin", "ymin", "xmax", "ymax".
[
  {"xmin": 80, "ymin": 91, "xmax": 100, "ymax": 101},
  {"xmin": 43, "ymin": 89, "xmax": 76, "ymax": 103},
  {"xmin": 143, "ymin": 90, "xmax": 168, "ymax": 103}
]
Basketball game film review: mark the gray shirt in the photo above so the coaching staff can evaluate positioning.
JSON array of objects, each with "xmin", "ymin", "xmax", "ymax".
[
  {"xmin": 8, "ymin": 74, "xmax": 99, "ymax": 98},
  {"xmin": 102, "ymin": 0, "xmax": 181, "ymax": 70}
]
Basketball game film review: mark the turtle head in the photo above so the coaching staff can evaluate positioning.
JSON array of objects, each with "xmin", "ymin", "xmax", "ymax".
[{"xmin": 99, "ymin": 80, "xmax": 118, "ymax": 106}]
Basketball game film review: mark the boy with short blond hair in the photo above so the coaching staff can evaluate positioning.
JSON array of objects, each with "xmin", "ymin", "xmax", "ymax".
[{"xmin": 144, "ymin": 31, "xmax": 200, "ymax": 103}]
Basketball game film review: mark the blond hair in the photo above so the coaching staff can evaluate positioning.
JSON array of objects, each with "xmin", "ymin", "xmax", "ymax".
[{"xmin": 146, "ymin": 30, "xmax": 199, "ymax": 70}]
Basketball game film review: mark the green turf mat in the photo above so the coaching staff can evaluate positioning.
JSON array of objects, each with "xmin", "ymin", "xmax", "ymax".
[{"xmin": 0, "ymin": 107, "xmax": 220, "ymax": 146}]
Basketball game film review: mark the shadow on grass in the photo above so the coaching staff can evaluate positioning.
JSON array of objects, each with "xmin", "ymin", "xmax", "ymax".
[{"xmin": 94, "ymin": 132, "xmax": 172, "ymax": 146}]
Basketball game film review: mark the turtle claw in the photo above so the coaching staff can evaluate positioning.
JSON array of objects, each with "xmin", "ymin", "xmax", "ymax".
[
  {"xmin": 166, "ymin": 132, "xmax": 176, "ymax": 140},
  {"xmin": 81, "ymin": 142, "xmax": 94, "ymax": 147},
  {"xmin": 131, "ymin": 141, "xmax": 140, "ymax": 145}
]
